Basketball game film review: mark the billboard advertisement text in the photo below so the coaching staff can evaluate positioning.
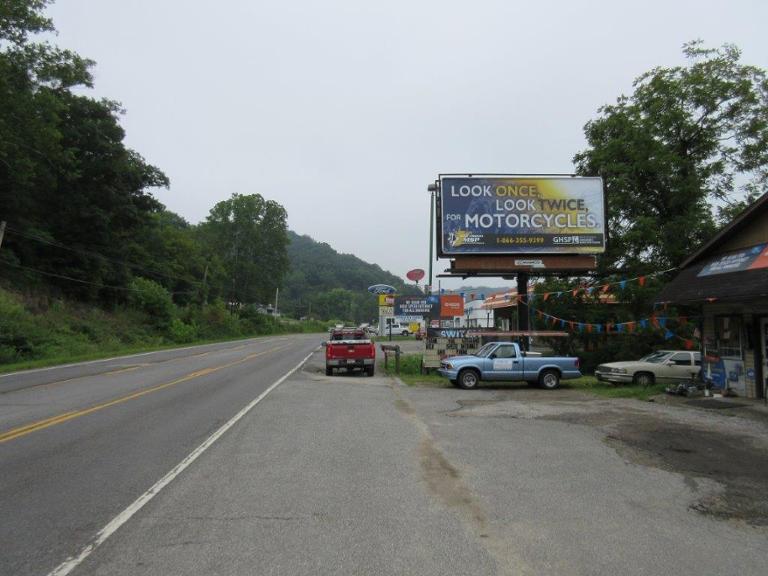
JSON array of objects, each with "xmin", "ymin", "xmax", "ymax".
[{"xmin": 439, "ymin": 176, "xmax": 605, "ymax": 255}]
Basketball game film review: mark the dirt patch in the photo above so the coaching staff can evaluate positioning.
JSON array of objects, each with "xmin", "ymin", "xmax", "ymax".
[
  {"xmin": 418, "ymin": 438, "xmax": 487, "ymax": 527},
  {"xmin": 605, "ymin": 420, "xmax": 768, "ymax": 527}
]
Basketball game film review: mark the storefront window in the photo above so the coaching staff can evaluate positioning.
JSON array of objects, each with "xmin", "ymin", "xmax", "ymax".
[{"xmin": 715, "ymin": 315, "xmax": 743, "ymax": 358}]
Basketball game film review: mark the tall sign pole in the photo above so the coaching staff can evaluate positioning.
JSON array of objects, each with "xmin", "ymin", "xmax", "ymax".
[{"xmin": 427, "ymin": 183, "xmax": 437, "ymax": 292}]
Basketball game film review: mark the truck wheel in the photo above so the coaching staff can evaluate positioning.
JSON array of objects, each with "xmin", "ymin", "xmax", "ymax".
[
  {"xmin": 366, "ymin": 365, "xmax": 375, "ymax": 377},
  {"xmin": 458, "ymin": 369, "xmax": 480, "ymax": 390},
  {"xmin": 633, "ymin": 372, "xmax": 654, "ymax": 387},
  {"xmin": 401, "ymin": 330, "xmax": 409, "ymax": 336},
  {"xmin": 539, "ymin": 369, "xmax": 560, "ymax": 390},
  {"xmin": 325, "ymin": 367, "xmax": 333, "ymax": 376}
]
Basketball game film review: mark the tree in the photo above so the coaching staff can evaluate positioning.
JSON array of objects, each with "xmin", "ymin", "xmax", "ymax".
[
  {"xmin": 0, "ymin": 0, "xmax": 169, "ymax": 301},
  {"xmin": 574, "ymin": 41, "xmax": 768, "ymax": 274},
  {"xmin": 200, "ymin": 193, "xmax": 289, "ymax": 306}
]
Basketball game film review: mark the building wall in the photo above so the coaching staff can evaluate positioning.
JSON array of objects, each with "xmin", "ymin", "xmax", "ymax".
[
  {"xmin": 702, "ymin": 301, "xmax": 768, "ymax": 398},
  {"xmin": 717, "ymin": 210, "xmax": 768, "ymax": 252}
]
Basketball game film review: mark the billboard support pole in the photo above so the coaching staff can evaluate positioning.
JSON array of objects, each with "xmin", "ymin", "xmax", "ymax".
[
  {"xmin": 517, "ymin": 272, "xmax": 529, "ymax": 352},
  {"xmin": 427, "ymin": 185, "xmax": 436, "ymax": 292}
]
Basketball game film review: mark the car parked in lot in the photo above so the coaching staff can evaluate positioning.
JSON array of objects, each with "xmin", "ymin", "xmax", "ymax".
[
  {"xmin": 438, "ymin": 341, "xmax": 581, "ymax": 390},
  {"xmin": 595, "ymin": 350, "xmax": 701, "ymax": 386}
]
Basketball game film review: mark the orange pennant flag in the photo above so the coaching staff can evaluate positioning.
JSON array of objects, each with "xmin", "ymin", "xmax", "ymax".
[
  {"xmin": 638, "ymin": 276, "xmax": 646, "ymax": 287},
  {"xmin": 601, "ymin": 284, "xmax": 610, "ymax": 293},
  {"xmin": 543, "ymin": 293, "xmax": 550, "ymax": 301}
]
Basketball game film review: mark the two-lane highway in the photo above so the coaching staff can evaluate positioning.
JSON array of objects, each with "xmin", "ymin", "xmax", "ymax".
[{"xmin": 0, "ymin": 334, "xmax": 323, "ymax": 576}]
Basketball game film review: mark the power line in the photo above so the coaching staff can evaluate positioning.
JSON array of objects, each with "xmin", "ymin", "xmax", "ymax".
[
  {"xmin": 0, "ymin": 260, "xmax": 197, "ymax": 295},
  {"xmin": 4, "ymin": 225, "xmax": 205, "ymax": 287}
]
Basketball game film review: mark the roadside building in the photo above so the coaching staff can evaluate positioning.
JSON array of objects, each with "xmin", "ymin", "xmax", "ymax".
[
  {"xmin": 461, "ymin": 296, "xmax": 494, "ymax": 328},
  {"xmin": 657, "ymin": 192, "xmax": 768, "ymax": 399}
]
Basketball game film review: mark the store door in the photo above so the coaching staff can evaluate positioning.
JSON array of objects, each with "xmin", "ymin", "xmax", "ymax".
[{"xmin": 761, "ymin": 319, "xmax": 768, "ymax": 399}]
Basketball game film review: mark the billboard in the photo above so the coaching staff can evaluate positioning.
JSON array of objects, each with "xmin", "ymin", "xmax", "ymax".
[
  {"xmin": 394, "ymin": 295, "xmax": 439, "ymax": 316},
  {"xmin": 439, "ymin": 176, "xmax": 605, "ymax": 255},
  {"xmin": 393, "ymin": 295, "xmax": 464, "ymax": 318}
]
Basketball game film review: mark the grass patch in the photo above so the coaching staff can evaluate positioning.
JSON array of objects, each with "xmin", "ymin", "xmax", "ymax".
[
  {"xmin": 0, "ymin": 286, "xmax": 328, "ymax": 374},
  {"xmin": 382, "ymin": 353, "xmax": 451, "ymax": 387},
  {"xmin": 383, "ymin": 353, "xmax": 666, "ymax": 399},
  {"xmin": 0, "ymin": 333, "xmax": 284, "ymax": 374},
  {"xmin": 563, "ymin": 375, "xmax": 667, "ymax": 400}
]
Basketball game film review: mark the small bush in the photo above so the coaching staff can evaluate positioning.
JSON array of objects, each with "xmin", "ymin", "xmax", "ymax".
[
  {"xmin": 168, "ymin": 318, "xmax": 198, "ymax": 343},
  {"xmin": 127, "ymin": 277, "xmax": 176, "ymax": 329}
]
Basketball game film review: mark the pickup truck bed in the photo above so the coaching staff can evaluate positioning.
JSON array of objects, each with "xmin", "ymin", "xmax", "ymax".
[{"xmin": 325, "ymin": 329, "xmax": 376, "ymax": 376}]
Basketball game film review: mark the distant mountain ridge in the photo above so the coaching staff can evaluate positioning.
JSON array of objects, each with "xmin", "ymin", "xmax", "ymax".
[{"xmin": 281, "ymin": 231, "xmax": 418, "ymax": 321}]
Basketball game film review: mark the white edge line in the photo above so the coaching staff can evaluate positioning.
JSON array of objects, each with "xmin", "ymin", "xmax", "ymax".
[{"xmin": 47, "ymin": 348, "xmax": 318, "ymax": 576}]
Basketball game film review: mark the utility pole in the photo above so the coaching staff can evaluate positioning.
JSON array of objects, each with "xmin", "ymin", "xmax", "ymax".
[
  {"xmin": 201, "ymin": 263, "xmax": 209, "ymax": 305},
  {"xmin": 274, "ymin": 287, "xmax": 279, "ymax": 316},
  {"xmin": 0, "ymin": 221, "xmax": 6, "ymax": 250}
]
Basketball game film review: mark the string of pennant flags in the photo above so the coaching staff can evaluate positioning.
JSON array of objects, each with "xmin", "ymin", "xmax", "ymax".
[
  {"xmin": 450, "ymin": 267, "xmax": 678, "ymax": 303},
  {"xmin": 530, "ymin": 266, "xmax": 678, "ymax": 301},
  {"xmin": 455, "ymin": 265, "xmax": 699, "ymax": 348},
  {"xmin": 526, "ymin": 303, "xmax": 699, "ymax": 349}
]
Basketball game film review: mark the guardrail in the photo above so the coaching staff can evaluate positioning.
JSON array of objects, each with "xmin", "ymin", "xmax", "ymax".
[{"xmin": 379, "ymin": 344, "xmax": 401, "ymax": 374}]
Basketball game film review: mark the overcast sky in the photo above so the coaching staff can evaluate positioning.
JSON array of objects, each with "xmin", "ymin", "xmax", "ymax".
[{"xmin": 46, "ymin": 0, "xmax": 768, "ymax": 289}]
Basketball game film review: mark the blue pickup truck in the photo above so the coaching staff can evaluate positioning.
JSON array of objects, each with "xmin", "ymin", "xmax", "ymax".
[{"xmin": 438, "ymin": 341, "xmax": 581, "ymax": 390}]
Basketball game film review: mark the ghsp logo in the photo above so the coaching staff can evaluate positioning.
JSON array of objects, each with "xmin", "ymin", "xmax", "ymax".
[{"xmin": 449, "ymin": 230, "xmax": 483, "ymax": 247}]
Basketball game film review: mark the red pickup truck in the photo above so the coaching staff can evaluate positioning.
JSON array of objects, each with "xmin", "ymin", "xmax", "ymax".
[{"xmin": 325, "ymin": 328, "xmax": 376, "ymax": 376}]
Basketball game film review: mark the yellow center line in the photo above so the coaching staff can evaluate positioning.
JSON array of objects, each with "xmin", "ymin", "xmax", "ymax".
[{"xmin": 0, "ymin": 344, "xmax": 291, "ymax": 444}]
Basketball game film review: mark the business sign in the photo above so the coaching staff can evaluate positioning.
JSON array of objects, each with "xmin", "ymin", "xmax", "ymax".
[
  {"xmin": 367, "ymin": 284, "xmax": 396, "ymax": 294},
  {"xmin": 394, "ymin": 295, "xmax": 464, "ymax": 318},
  {"xmin": 697, "ymin": 243, "xmax": 768, "ymax": 277},
  {"xmin": 439, "ymin": 175, "xmax": 605, "ymax": 255},
  {"xmin": 440, "ymin": 294, "xmax": 464, "ymax": 317},
  {"xmin": 406, "ymin": 268, "xmax": 425, "ymax": 282},
  {"xmin": 378, "ymin": 294, "xmax": 395, "ymax": 306},
  {"xmin": 394, "ymin": 295, "xmax": 439, "ymax": 316}
]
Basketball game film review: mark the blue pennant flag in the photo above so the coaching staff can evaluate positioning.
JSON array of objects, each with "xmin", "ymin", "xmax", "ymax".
[
  {"xmin": 617, "ymin": 323, "xmax": 624, "ymax": 333},
  {"xmin": 639, "ymin": 319, "xmax": 648, "ymax": 329},
  {"xmin": 658, "ymin": 317, "xmax": 668, "ymax": 328},
  {"xmin": 596, "ymin": 324, "xmax": 602, "ymax": 333},
  {"xmin": 560, "ymin": 319, "xmax": 566, "ymax": 328},
  {"xmin": 619, "ymin": 280, "xmax": 627, "ymax": 290},
  {"xmin": 664, "ymin": 329, "xmax": 674, "ymax": 340}
]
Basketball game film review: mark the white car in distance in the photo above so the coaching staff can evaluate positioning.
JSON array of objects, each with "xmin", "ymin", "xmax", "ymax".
[{"xmin": 595, "ymin": 350, "xmax": 701, "ymax": 387}]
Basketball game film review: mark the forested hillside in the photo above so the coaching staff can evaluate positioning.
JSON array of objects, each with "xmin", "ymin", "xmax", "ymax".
[
  {"xmin": 282, "ymin": 232, "xmax": 418, "ymax": 324},
  {"xmin": 0, "ymin": 2, "xmax": 410, "ymax": 368}
]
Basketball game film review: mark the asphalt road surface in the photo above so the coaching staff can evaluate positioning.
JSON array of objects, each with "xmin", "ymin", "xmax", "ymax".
[
  {"xmin": 0, "ymin": 335, "xmax": 322, "ymax": 576},
  {"xmin": 2, "ymin": 338, "xmax": 767, "ymax": 575}
]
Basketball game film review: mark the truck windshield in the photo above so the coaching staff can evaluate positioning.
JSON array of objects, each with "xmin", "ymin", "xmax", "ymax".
[{"xmin": 474, "ymin": 343, "xmax": 497, "ymax": 358}]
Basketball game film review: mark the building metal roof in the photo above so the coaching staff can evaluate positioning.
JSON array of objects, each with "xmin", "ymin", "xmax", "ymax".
[{"xmin": 657, "ymin": 192, "xmax": 768, "ymax": 305}]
